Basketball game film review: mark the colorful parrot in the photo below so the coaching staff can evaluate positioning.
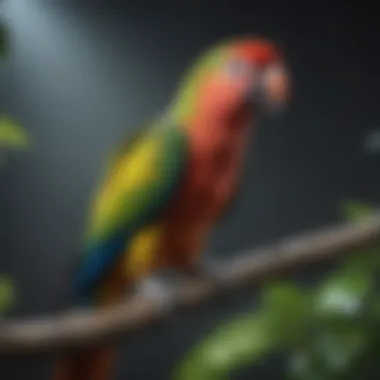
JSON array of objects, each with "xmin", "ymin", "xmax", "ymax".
[{"xmin": 53, "ymin": 36, "xmax": 290, "ymax": 380}]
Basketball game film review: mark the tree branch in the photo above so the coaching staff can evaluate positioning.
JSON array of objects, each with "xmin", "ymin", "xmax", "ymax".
[{"xmin": 1, "ymin": 214, "xmax": 380, "ymax": 357}]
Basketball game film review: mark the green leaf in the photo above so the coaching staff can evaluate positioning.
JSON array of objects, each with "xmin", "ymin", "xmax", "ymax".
[
  {"xmin": 0, "ymin": 116, "xmax": 30, "ymax": 149},
  {"xmin": 175, "ymin": 283, "xmax": 314, "ymax": 380},
  {"xmin": 261, "ymin": 282, "xmax": 313, "ymax": 346},
  {"xmin": 316, "ymin": 329, "xmax": 367, "ymax": 374},
  {"xmin": 343, "ymin": 333, "xmax": 380, "ymax": 380},
  {"xmin": 289, "ymin": 349, "xmax": 333, "ymax": 380},
  {"xmin": 174, "ymin": 312, "xmax": 275, "ymax": 380},
  {"xmin": 371, "ymin": 297, "xmax": 380, "ymax": 321},
  {"xmin": 289, "ymin": 328, "xmax": 368, "ymax": 380},
  {"xmin": 0, "ymin": 276, "xmax": 15, "ymax": 313},
  {"xmin": 343, "ymin": 247, "xmax": 380, "ymax": 278},
  {"xmin": 314, "ymin": 268, "xmax": 373, "ymax": 322},
  {"xmin": 340, "ymin": 200, "xmax": 374, "ymax": 223}
]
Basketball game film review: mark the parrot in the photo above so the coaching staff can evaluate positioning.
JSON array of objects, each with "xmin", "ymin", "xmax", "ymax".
[{"xmin": 53, "ymin": 36, "xmax": 290, "ymax": 380}]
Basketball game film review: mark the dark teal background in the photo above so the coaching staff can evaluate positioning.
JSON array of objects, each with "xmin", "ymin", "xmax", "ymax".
[{"xmin": 1, "ymin": 0, "xmax": 379, "ymax": 378}]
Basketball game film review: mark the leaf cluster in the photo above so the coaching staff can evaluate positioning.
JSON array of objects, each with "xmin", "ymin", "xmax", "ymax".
[{"xmin": 175, "ymin": 201, "xmax": 380, "ymax": 380}]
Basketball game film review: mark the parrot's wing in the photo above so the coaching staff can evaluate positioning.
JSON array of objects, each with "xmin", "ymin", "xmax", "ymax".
[
  {"xmin": 73, "ymin": 124, "xmax": 188, "ymax": 299},
  {"xmin": 103, "ymin": 123, "xmax": 150, "ymax": 176}
]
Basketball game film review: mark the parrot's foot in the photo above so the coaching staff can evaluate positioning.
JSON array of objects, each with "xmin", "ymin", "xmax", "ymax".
[{"xmin": 134, "ymin": 277, "xmax": 178, "ymax": 313}]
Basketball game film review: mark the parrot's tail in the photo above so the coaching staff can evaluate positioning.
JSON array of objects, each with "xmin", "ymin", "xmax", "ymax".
[
  {"xmin": 53, "ymin": 254, "xmax": 128, "ymax": 380},
  {"xmin": 53, "ymin": 345, "xmax": 115, "ymax": 380}
]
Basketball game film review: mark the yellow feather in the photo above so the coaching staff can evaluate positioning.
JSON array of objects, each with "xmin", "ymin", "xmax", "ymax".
[
  {"xmin": 88, "ymin": 134, "xmax": 161, "ymax": 238},
  {"xmin": 124, "ymin": 223, "xmax": 164, "ymax": 281}
]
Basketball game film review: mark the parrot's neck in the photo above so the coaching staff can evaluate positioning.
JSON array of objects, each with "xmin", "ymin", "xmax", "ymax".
[
  {"xmin": 186, "ymin": 104, "xmax": 256, "ymax": 155},
  {"xmin": 167, "ymin": 93, "xmax": 257, "ymax": 130}
]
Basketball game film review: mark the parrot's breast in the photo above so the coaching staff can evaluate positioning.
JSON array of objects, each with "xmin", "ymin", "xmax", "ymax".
[{"xmin": 160, "ymin": 127, "xmax": 246, "ymax": 267}]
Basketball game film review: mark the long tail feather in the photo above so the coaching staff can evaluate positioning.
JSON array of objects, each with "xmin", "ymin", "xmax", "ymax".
[
  {"xmin": 53, "ymin": 346, "xmax": 115, "ymax": 380},
  {"xmin": 52, "ymin": 265, "xmax": 126, "ymax": 380}
]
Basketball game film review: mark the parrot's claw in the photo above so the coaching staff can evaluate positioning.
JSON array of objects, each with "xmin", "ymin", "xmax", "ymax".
[{"xmin": 135, "ymin": 277, "xmax": 178, "ymax": 313}]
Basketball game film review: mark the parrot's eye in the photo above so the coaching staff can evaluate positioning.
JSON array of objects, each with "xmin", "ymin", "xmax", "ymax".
[{"xmin": 225, "ymin": 60, "xmax": 251, "ymax": 77}]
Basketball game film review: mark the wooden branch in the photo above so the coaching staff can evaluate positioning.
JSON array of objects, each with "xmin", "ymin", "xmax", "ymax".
[{"xmin": 1, "ymin": 214, "xmax": 380, "ymax": 357}]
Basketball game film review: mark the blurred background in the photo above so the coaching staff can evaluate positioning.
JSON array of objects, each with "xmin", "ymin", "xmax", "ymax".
[{"xmin": 0, "ymin": 0, "xmax": 379, "ymax": 379}]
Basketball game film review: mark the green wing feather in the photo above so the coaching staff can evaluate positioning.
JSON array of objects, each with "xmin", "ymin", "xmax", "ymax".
[{"xmin": 73, "ymin": 122, "xmax": 188, "ymax": 300}]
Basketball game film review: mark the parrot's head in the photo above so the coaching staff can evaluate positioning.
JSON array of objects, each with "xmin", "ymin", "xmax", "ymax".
[{"xmin": 171, "ymin": 36, "xmax": 290, "ymax": 125}]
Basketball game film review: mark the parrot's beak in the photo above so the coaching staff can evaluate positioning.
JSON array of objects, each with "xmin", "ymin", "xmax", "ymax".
[{"xmin": 249, "ymin": 63, "xmax": 291, "ymax": 113}]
